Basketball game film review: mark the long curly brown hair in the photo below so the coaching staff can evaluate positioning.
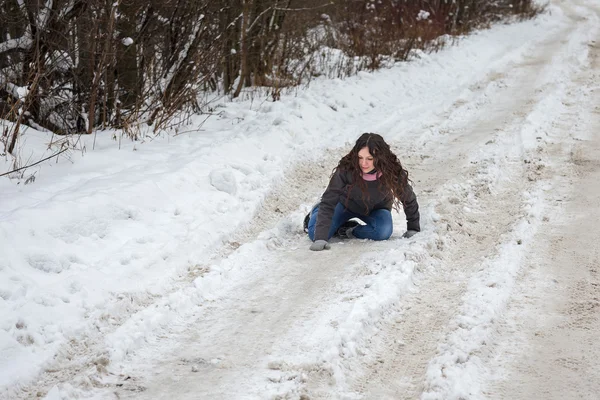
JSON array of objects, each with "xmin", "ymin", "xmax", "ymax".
[{"xmin": 333, "ymin": 133, "xmax": 409, "ymax": 211}]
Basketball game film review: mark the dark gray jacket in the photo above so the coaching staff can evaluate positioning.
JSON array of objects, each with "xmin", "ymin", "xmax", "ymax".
[{"xmin": 315, "ymin": 169, "xmax": 420, "ymax": 241}]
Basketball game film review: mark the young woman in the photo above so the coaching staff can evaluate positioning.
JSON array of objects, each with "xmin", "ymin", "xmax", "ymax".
[{"xmin": 305, "ymin": 133, "xmax": 420, "ymax": 251}]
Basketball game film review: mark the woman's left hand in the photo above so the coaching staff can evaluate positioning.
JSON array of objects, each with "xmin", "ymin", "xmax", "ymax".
[{"xmin": 402, "ymin": 230, "xmax": 418, "ymax": 238}]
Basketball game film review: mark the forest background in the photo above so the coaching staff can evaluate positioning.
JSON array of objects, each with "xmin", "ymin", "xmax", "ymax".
[{"xmin": 1, "ymin": 0, "xmax": 541, "ymax": 172}]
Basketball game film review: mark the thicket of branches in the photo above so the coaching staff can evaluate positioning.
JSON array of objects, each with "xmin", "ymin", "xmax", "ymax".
[{"xmin": 1, "ymin": 0, "xmax": 543, "ymax": 156}]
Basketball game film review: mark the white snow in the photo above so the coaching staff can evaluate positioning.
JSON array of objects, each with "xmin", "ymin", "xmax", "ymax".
[
  {"xmin": 121, "ymin": 37, "xmax": 134, "ymax": 46},
  {"xmin": 417, "ymin": 10, "xmax": 431, "ymax": 21},
  {"xmin": 1, "ymin": 1, "xmax": 599, "ymax": 399}
]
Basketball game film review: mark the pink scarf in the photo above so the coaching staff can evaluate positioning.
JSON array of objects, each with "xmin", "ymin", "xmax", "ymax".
[{"xmin": 361, "ymin": 171, "xmax": 382, "ymax": 181}]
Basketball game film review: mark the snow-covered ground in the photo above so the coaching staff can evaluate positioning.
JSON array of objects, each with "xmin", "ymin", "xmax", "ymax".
[{"xmin": 1, "ymin": 0, "xmax": 599, "ymax": 399}]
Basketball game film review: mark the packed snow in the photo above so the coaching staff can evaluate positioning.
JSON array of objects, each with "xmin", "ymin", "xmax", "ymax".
[{"xmin": 1, "ymin": 0, "xmax": 600, "ymax": 399}]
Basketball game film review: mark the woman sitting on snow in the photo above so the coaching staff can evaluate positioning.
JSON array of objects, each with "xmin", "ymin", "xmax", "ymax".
[{"xmin": 304, "ymin": 133, "xmax": 420, "ymax": 251}]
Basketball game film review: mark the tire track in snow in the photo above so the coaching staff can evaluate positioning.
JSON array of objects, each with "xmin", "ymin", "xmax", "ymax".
[
  {"xmin": 323, "ymin": 6, "xmax": 594, "ymax": 398},
  {"xmin": 487, "ymin": 92, "xmax": 600, "ymax": 400},
  {"xmin": 484, "ymin": 4, "xmax": 600, "ymax": 398},
  {"xmin": 421, "ymin": 3, "xmax": 600, "ymax": 399},
  {"xmin": 235, "ymin": 11, "xmax": 581, "ymax": 398}
]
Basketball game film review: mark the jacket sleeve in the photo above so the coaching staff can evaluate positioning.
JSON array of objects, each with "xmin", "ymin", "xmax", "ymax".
[
  {"xmin": 314, "ymin": 170, "xmax": 347, "ymax": 241},
  {"xmin": 401, "ymin": 183, "xmax": 420, "ymax": 232}
]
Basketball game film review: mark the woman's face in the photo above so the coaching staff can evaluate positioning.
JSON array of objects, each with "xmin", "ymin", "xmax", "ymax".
[{"xmin": 358, "ymin": 147, "xmax": 374, "ymax": 173}]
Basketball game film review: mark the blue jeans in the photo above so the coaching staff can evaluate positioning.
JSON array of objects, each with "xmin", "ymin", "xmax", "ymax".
[{"xmin": 307, "ymin": 202, "xmax": 393, "ymax": 241}]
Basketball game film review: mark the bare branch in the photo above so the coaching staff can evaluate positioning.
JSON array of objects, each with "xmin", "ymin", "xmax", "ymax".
[
  {"xmin": 273, "ymin": 3, "xmax": 334, "ymax": 12},
  {"xmin": 0, "ymin": 147, "xmax": 69, "ymax": 178},
  {"xmin": 0, "ymin": 36, "xmax": 33, "ymax": 54}
]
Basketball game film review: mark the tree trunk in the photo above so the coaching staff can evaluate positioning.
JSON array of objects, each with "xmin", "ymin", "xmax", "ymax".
[
  {"xmin": 116, "ymin": 0, "xmax": 139, "ymax": 111},
  {"xmin": 221, "ymin": 0, "xmax": 241, "ymax": 93},
  {"xmin": 233, "ymin": 0, "xmax": 250, "ymax": 98},
  {"xmin": 88, "ymin": 0, "xmax": 119, "ymax": 135}
]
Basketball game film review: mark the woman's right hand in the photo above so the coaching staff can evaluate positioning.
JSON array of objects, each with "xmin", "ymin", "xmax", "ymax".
[{"xmin": 310, "ymin": 240, "xmax": 331, "ymax": 251}]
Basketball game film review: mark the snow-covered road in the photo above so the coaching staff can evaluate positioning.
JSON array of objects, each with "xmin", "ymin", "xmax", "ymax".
[{"xmin": 2, "ymin": 0, "xmax": 599, "ymax": 399}]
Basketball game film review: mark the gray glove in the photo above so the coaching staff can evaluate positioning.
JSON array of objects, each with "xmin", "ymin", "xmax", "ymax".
[
  {"xmin": 402, "ymin": 230, "xmax": 418, "ymax": 239},
  {"xmin": 310, "ymin": 240, "xmax": 331, "ymax": 251}
]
